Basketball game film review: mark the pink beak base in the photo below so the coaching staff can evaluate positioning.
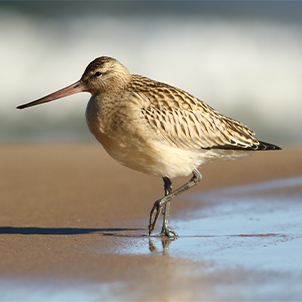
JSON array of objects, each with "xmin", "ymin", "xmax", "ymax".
[{"xmin": 17, "ymin": 81, "xmax": 83, "ymax": 109}]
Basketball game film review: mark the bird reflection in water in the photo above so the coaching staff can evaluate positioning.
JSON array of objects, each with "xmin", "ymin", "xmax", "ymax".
[{"xmin": 149, "ymin": 237, "xmax": 177, "ymax": 254}]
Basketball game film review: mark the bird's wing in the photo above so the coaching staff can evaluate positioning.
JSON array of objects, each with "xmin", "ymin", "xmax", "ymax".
[
  {"xmin": 141, "ymin": 104, "xmax": 259, "ymax": 150},
  {"xmin": 131, "ymin": 77, "xmax": 260, "ymax": 150}
]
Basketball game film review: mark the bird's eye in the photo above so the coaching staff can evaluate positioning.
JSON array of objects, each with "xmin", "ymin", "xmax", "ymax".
[{"xmin": 94, "ymin": 71, "xmax": 102, "ymax": 77}]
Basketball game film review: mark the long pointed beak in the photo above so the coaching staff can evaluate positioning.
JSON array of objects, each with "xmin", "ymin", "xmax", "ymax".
[{"xmin": 17, "ymin": 80, "xmax": 83, "ymax": 109}]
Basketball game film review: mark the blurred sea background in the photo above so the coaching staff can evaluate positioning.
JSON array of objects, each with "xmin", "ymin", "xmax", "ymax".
[{"xmin": 1, "ymin": 1, "xmax": 301, "ymax": 144}]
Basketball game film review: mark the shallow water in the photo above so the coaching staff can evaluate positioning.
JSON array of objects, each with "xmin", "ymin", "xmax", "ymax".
[
  {"xmin": 117, "ymin": 176, "xmax": 302, "ymax": 300},
  {"xmin": 1, "ymin": 176, "xmax": 302, "ymax": 301},
  {"xmin": 0, "ymin": 281, "xmax": 125, "ymax": 302}
]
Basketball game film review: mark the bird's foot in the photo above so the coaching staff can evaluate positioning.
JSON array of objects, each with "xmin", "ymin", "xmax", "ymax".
[
  {"xmin": 156, "ymin": 226, "xmax": 178, "ymax": 238},
  {"xmin": 148, "ymin": 199, "xmax": 178, "ymax": 237}
]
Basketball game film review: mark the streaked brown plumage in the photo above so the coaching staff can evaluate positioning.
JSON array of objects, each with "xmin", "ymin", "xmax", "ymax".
[{"xmin": 17, "ymin": 56, "xmax": 281, "ymax": 237}]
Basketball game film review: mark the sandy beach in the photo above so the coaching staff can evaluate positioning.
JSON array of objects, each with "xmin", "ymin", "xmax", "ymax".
[{"xmin": 1, "ymin": 143, "xmax": 301, "ymax": 301}]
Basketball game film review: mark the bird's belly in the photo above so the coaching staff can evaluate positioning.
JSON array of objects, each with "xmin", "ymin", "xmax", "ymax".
[
  {"xmin": 107, "ymin": 137, "xmax": 204, "ymax": 178},
  {"xmin": 89, "ymin": 125, "xmax": 202, "ymax": 178}
]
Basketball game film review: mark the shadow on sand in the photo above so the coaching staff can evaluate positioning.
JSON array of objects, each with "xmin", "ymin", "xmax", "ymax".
[{"xmin": 0, "ymin": 226, "xmax": 144, "ymax": 235}]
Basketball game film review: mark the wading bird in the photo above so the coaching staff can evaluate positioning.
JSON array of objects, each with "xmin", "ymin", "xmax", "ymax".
[{"xmin": 17, "ymin": 56, "xmax": 281, "ymax": 237}]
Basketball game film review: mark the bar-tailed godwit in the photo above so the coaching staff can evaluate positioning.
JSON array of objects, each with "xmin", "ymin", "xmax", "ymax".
[{"xmin": 17, "ymin": 56, "xmax": 281, "ymax": 237}]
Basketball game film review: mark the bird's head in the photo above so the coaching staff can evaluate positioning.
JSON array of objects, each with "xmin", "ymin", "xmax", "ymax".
[
  {"xmin": 17, "ymin": 56, "xmax": 131, "ymax": 110},
  {"xmin": 81, "ymin": 56, "xmax": 131, "ymax": 95}
]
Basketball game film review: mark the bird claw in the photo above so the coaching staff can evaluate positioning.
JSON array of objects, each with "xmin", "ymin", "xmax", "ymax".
[
  {"xmin": 148, "ymin": 199, "xmax": 178, "ymax": 237},
  {"xmin": 156, "ymin": 226, "xmax": 178, "ymax": 238}
]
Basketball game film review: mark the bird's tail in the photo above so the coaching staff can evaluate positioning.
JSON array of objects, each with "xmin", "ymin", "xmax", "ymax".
[{"xmin": 257, "ymin": 141, "xmax": 282, "ymax": 150}]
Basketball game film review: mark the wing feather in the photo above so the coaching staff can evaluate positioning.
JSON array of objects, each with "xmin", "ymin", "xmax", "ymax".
[{"xmin": 130, "ymin": 75, "xmax": 261, "ymax": 150}]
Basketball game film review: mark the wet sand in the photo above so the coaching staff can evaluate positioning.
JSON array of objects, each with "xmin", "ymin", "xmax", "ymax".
[{"xmin": 1, "ymin": 143, "xmax": 301, "ymax": 301}]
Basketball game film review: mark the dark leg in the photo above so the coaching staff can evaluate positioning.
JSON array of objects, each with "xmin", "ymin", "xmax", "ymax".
[
  {"xmin": 159, "ymin": 177, "xmax": 177, "ymax": 237},
  {"xmin": 148, "ymin": 177, "xmax": 172, "ymax": 237},
  {"xmin": 148, "ymin": 169, "xmax": 202, "ymax": 237}
]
